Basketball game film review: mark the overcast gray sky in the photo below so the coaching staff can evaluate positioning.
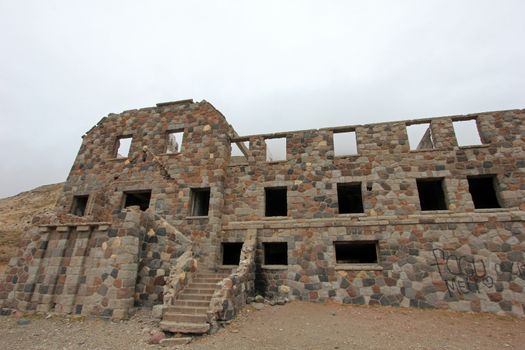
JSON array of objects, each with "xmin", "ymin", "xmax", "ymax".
[{"xmin": 0, "ymin": 0, "xmax": 524, "ymax": 198}]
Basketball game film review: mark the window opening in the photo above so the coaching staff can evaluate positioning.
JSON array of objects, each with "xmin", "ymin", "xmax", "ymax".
[
  {"xmin": 190, "ymin": 188, "xmax": 211, "ymax": 216},
  {"xmin": 337, "ymin": 183, "xmax": 364, "ymax": 214},
  {"xmin": 453, "ymin": 119, "xmax": 482, "ymax": 146},
  {"xmin": 71, "ymin": 195, "xmax": 89, "ymax": 217},
  {"xmin": 333, "ymin": 131, "xmax": 358, "ymax": 156},
  {"xmin": 266, "ymin": 138, "xmax": 286, "ymax": 162},
  {"xmin": 263, "ymin": 242, "xmax": 288, "ymax": 265},
  {"xmin": 115, "ymin": 136, "xmax": 132, "ymax": 158},
  {"xmin": 231, "ymin": 141, "xmax": 249, "ymax": 157},
  {"xmin": 407, "ymin": 123, "xmax": 434, "ymax": 150},
  {"xmin": 416, "ymin": 178, "xmax": 447, "ymax": 211},
  {"xmin": 467, "ymin": 175, "xmax": 501, "ymax": 209},
  {"xmin": 166, "ymin": 131, "xmax": 184, "ymax": 154},
  {"xmin": 334, "ymin": 241, "xmax": 378, "ymax": 264},
  {"xmin": 123, "ymin": 190, "xmax": 152, "ymax": 211},
  {"xmin": 265, "ymin": 187, "xmax": 287, "ymax": 217},
  {"xmin": 222, "ymin": 242, "xmax": 243, "ymax": 265}
]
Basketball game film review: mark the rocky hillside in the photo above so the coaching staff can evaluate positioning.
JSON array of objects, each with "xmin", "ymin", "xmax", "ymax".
[{"xmin": 0, "ymin": 183, "xmax": 63, "ymax": 273}]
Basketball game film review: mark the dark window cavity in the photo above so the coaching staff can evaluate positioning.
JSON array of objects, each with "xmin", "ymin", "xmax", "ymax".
[
  {"xmin": 337, "ymin": 183, "xmax": 364, "ymax": 214},
  {"xmin": 334, "ymin": 241, "xmax": 378, "ymax": 264},
  {"xmin": 123, "ymin": 190, "xmax": 152, "ymax": 211},
  {"xmin": 263, "ymin": 242, "xmax": 288, "ymax": 265},
  {"xmin": 71, "ymin": 195, "xmax": 89, "ymax": 216},
  {"xmin": 222, "ymin": 242, "xmax": 243, "ymax": 265},
  {"xmin": 115, "ymin": 136, "xmax": 132, "ymax": 158},
  {"xmin": 265, "ymin": 187, "xmax": 287, "ymax": 217},
  {"xmin": 416, "ymin": 178, "xmax": 447, "ymax": 211},
  {"xmin": 467, "ymin": 175, "xmax": 501, "ymax": 209},
  {"xmin": 190, "ymin": 188, "xmax": 211, "ymax": 216}
]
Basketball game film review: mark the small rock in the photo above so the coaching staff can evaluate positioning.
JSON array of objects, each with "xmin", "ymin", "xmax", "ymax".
[
  {"xmin": 151, "ymin": 304, "xmax": 165, "ymax": 319},
  {"xmin": 276, "ymin": 299, "xmax": 286, "ymax": 305},
  {"xmin": 253, "ymin": 303, "xmax": 264, "ymax": 310},
  {"xmin": 269, "ymin": 300, "xmax": 276, "ymax": 306},
  {"xmin": 0, "ymin": 308, "xmax": 13, "ymax": 316},
  {"xmin": 17, "ymin": 319, "xmax": 31, "ymax": 326},
  {"xmin": 148, "ymin": 331, "xmax": 166, "ymax": 344},
  {"xmin": 278, "ymin": 285, "xmax": 290, "ymax": 295},
  {"xmin": 254, "ymin": 295, "xmax": 264, "ymax": 303}
]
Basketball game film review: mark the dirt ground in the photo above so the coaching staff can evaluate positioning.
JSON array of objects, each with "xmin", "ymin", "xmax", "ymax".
[{"xmin": 1, "ymin": 302, "xmax": 524, "ymax": 350}]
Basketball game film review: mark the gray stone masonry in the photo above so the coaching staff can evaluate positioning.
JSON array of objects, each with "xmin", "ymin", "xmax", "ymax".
[{"xmin": 0, "ymin": 101, "xmax": 523, "ymax": 319}]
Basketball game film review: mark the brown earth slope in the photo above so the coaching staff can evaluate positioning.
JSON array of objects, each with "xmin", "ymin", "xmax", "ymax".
[{"xmin": 0, "ymin": 183, "xmax": 62, "ymax": 273}]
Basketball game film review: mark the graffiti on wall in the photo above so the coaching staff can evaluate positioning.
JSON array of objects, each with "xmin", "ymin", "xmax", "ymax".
[{"xmin": 432, "ymin": 248, "xmax": 525, "ymax": 297}]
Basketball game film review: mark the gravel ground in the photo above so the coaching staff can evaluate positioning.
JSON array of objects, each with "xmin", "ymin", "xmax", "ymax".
[{"xmin": 1, "ymin": 302, "xmax": 524, "ymax": 350}]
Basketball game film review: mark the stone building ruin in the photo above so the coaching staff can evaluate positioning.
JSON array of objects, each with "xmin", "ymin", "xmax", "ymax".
[{"xmin": 0, "ymin": 99, "xmax": 524, "ymax": 333}]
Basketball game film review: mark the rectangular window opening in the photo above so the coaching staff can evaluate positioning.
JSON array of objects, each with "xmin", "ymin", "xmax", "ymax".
[
  {"xmin": 123, "ymin": 190, "xmax": 152, "ymax": 211},
  {"xmin": 407, "ymin": 123, "xmax": 434, "ymax": 150},
  {"xmin": 416, "ymin": 178, "xmax": 447, "ymax": 211},
  {"xmin": 190, "ymin": 188, "xmax": 211, "ymax": 216},
  {"xmin": 467, "ymin": 175, "xmax": 501, "ymax": 209},
  {"xmin": 265, "ymin": 138, "xmax": 287, "ymax": 162},
  {"xmin": 231, "ymin": 141, "xmax": 249, "ymax": 157},
  {"xmin": 263, "ymin": 242, "xmax": 288, "ymax": 265},
  {"xmin": 333, "ymin": 131, "xmax": 358, "ymax": 156},
  {"xmin": 166, "ymin": 131, "xmax": 184, "ymax": 154},
  {"xmin": 265, "ymin": 187, "xmax": 287, "ymax": 217},
  {"xmin": 337, "ymin": 183, "xmax": 364, "ymax": 214},
  {"xmin": 71, "ymin": 195, "xmax": 89, "ymax": 217},
  {"xmin": 334, "ymin": 241, "xmax": 378, "ymax": 264},
  {"xmin": 453, "ymin": 119, "xmax": 482, "ymax": 146},
  {"xmin": 115, "ymin": 136, "xmax": 132, "ymax": 158},
  {"xmin": 222, "ymin": 242, "xmax": 243, "ymax": 265}
]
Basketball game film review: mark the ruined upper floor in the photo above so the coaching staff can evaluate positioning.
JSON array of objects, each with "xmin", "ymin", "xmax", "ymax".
[{"xmin": 55, "ymin": 101, "xmax": 524, "ymax": 225}]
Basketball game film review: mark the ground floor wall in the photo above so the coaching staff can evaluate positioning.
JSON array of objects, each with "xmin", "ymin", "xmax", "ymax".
[{"xmin": 222, "ymin": 212, "xmax": 525, "ymax": 317}]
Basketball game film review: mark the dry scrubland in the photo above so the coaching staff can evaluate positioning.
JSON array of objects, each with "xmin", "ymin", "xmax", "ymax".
[{"xmin": 0, "ymin": 184, "xmax": 62, "ymax": 273}]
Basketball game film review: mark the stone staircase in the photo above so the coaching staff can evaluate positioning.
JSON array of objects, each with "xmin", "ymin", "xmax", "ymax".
[{"xmin": 160, "ymin": 270, "xmax": 230, "ymax": 334}]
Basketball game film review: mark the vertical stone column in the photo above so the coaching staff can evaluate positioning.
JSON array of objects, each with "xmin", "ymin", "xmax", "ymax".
[
  {"xmin": 249, "ymin": 136, "xmax": 266, "ymax": 163},
  {"xmin": 78, "ymin": 211, "xmax": 141, "ymax": 319},
  {"xmin": 31, "ymin": 227, "xmax": 70, "ymax": 313},
  {"xmin": 53, "ymin": 225, "xmax": 94, "ymax": 314},
  {"xmin": 430, "ymin": 118, "xmax": 457, "ymax": 149}
]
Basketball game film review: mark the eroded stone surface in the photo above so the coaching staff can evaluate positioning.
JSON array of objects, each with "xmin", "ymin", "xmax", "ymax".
[{"xmin": 0, "ymin": 100, "xmax": 523, "ymax": 320}]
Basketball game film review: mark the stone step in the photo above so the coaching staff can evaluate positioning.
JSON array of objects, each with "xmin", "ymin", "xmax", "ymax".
[
  {"xmin": 194, "ymin": 273, "xmax": 229, "ymax": 279},
  {"xmin": 188, "ymin": 282, "xmax": 218, "ymax": 289},
  {"xmin": 191, "ymin": 277, "xmax": 224, "ymax": 284},
  {"xmin": 173, "ymin": 300, "xmax": 210, "ymax": 308},
  {"xmin": 182, "ymin": 288, "xmax": 216, "ymax": 295},
  {"xmin": 167, "ymin": 306, "xmax": 209, "ymax": 314},
  {"xmin": 160, "ymin": 321, "xmax": 210, "ymax": 334},
  {"xmin": 163, "ymin": 312, "xmax": 208, "ymax": 323},
  {"xmin": 178, "ymin": 293, "xmax": 213, "ymax": 301},
  {"xmin": 159, "ymin": 337, "xmax": 192, "ymax": 347}
]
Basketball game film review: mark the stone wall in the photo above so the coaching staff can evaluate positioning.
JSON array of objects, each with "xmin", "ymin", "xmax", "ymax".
[
  {"xmin": 220, "ymin": 109, "xmax": 525, "ymax": 316},
  {"xmin": 56, "ymin": 100, "xmax": 235, "ymax": 267},
  {"xmin": 1, "ymin": 102, "xmax": 523, "ymax": 319},
  {"xmin": 0, "ymin": 216, "xmax": 139, "ymax": 319},
  {"xmin": 221, "ymin": 213, "xmax": 524, "ymax": 315}
]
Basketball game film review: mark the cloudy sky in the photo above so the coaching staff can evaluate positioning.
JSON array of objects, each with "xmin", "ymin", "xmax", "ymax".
[{"xmin": 0, "ymin": 1, "xmax": 524, "ymax": 198}]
